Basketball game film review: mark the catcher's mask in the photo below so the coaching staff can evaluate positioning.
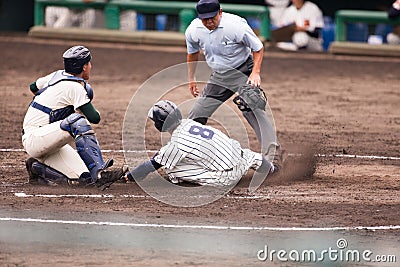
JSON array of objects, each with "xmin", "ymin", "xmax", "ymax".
[
  {"xmin": 148, "ymin": 100, "xmax": 182, "ymax": 132},
  {"xmin": 63, "ymin": 45, "xmax": 91, "ymax": 74}
]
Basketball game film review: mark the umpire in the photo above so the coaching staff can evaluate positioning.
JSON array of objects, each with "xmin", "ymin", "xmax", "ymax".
[{"xmin": 185, "ymin": 0, "xmax": 282, "ymax": 171}]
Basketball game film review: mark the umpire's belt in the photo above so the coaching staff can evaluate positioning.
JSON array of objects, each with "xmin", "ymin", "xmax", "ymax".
[
  {"xmin": 30, "ymin": 101, "xmax": 51, "ymax": 114},
  {"xmin": 235, "ymin": 56, "xmax": 253, "ymax": 74}
]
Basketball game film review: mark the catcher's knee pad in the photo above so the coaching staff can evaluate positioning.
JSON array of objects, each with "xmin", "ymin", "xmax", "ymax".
[
  {"xmin": 30, "ymin": 161, "xmax": 69, "ymax": 186},
  {"xmin": 75, "ymin": 135, "xmax": 113, "ymax": 183},
  {"xmin": 60, "ymin": 113, "xmax": 94, "ymax": 137},
  {"xmin": 61, "ymin": 113, "xmax": 111, "ymax": 182},
  {"xmin": 233, "ymin": 84, "xmax": 267, "ymax": 112}
]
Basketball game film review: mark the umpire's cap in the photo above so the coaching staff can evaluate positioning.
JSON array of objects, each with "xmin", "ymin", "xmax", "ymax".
[
  {"xmin": 196, "ymin": 0, "xmax": 220, "ymax": 19},
  {"xmin": 148, "ymin": 100, "xmax": 182, "ymax": 132},
  {"xmin": 63, "ymin": 45, "xmax": 91, "ymax": 74}
]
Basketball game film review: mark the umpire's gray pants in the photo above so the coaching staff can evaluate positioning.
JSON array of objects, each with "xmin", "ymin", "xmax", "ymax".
[{"xmin": 188, "ymin": 57, "xmax": 278, "ymax": 159}]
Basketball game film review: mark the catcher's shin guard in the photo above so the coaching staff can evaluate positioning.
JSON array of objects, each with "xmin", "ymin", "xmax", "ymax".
[
  {"xmin": 76, "ymin": 135, "xmax": 113, "ymax": 183},
  {"xmin": 61, "ymin": 113, "xmax": 112, "ymax": 182},
  {"xmin": 28, "ymin": 160, "xmax": 69, "ymax": 186}
]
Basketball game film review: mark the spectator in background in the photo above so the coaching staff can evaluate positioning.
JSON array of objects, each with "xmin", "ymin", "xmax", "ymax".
[
  {"xmin": 45, "ymin": 7, "xmax": 70, "ymax": 28},
  {"xmin": 104, "ymin": 0, "xmax": 137, "ymax": 31},
  {"xmin": 119, "ymin": 10, "xmax": 137, "ymax": 31},
  {"xmin": 264, "ymin": 0, "xmax": 290, "ymax": 29},
  {"xmin": 387, "ymin": 0, "xmax": 400, "ymax": 44},
  {"xmin": 46, "ymin": 1, "xmax": 137, "ymax": 31},
  {"xmin": 45, "ymin": 5, "xmax": 95, "ymax": 28},
  {"xmin": 276, "ymin": 0, "xmax": 324, "ymax": 51}
]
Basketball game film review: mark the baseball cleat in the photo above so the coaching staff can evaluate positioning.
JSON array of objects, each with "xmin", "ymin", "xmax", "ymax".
[
  {"xmin": 96, "ymin": 165, "xmax": 129, "ymax": 191},
  {"xmin": 25, "ymin": 157, "xmax": 39, "ymax": 184}
]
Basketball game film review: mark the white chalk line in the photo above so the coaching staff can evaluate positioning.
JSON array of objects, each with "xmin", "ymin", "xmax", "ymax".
[
  {"xmin": 0, "ymin": 217, "xmax": 399, "ymax": 231},
  {"xmin": 1, "ymin": 148, "xmax": 400, "ymax": 161},
  {"xmin": 13, "ymin": 192, "xmax": 270, "ymax": 200}
]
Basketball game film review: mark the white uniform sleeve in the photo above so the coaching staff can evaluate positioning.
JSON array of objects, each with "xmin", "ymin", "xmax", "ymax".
[
  {"xmin": 185, "ymin": 22, "xmax": 201, "ymax": 54},
  {"xmin": 66, "ymin": 82, "xmax": 91, "ymax": 110},
  {"xmin": 35, "ymin": 72, "xmax": 56, "ymax": 89},
  {"xmin": 309, "ymin": 5, "xmax": 324, "ymax": 31},
  {"xmin": 279, "ymin": 7, "xmax": 294, "ymax": 27},
  {"xmin": 153, "ymin": 142, "xmax": 186, "ymax": 169}
]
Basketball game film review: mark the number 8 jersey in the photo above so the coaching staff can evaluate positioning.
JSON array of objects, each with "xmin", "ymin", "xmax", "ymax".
[{"xmin": 154, "ymin": 119, "xmax": 242, "ymax": 172}]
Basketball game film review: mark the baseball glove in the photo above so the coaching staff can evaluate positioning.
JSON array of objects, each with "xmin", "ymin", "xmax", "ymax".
[{"xmin": 233, "ymin": 83, "xmax": 267, "ymax": 111}]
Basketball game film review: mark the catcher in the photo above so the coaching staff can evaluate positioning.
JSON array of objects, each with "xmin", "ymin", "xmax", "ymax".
[
  {"xmin": 22, "ymin": 45, "xmax": 125, "ymax": 189},
  {"xmin": 123, "ymin": 100, "xmax": 276, "ymax": 186}
]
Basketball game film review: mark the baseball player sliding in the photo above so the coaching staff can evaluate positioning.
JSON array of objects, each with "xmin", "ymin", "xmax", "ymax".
[
  {"xmin": 122, "ymin": 100, "xmax": 278, "ymax": 186},
  {"xmin": 22, "ymin": 45, "xmax": 125, "ymax": 189}
]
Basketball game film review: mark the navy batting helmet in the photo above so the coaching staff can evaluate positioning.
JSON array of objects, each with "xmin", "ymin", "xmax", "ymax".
[
  {"xmin": 148, "ymin": 100, "xmax": 182, "ymax": 132},
  {"xmin": 63, "ymin": 45, "xmax": 91, "ymax": 74}
]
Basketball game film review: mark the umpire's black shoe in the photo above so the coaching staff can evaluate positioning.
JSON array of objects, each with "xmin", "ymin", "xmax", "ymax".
[
  {"xmin": 270, "ymin": 144, "xmax": 284, "ymax": 174},
  {"xmin": 96, "ymin": 166, "xmax": 128, "ymax": 191}
]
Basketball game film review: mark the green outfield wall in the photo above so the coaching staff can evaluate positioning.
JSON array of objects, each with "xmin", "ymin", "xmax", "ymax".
[{"xmin": 0, "ymin": 0, "xmax": 396, "ymax": 32}]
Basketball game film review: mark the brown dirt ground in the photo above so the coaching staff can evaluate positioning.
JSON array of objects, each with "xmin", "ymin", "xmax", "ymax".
[{"xmin": 0, "ymin": 34, "xmax": 399, "ymax": 266}]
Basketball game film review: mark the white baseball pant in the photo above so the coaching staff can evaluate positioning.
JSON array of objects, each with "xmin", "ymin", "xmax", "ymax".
[{"xmin": 22, "ymin": 121, "xmax": 88, "ymax": 179}]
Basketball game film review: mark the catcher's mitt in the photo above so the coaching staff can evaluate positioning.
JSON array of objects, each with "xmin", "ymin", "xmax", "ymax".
[{"xmin": 233, "ymin": 83, "xmax": 267, "ymax": 111}]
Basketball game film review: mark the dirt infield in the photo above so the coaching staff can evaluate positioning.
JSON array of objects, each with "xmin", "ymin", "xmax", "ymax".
[{"xmin": 0, "ymin": 34, "xmax": 399, "ymax": 266}]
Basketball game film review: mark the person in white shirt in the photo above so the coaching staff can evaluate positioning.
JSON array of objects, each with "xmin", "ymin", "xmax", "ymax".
[
  {"xmin": 45, "ymin": 6, "xmax": 95, "ymax": 28},
  {"xmin": 387, "ymin": 0, "xmax": 400, "ymax": 45},
  {"xmin": 277, "ymin": 0, "xmax": 324, "ymax": 51},
  {"xmin": 265, "ymin": 0, "xmax": 290, "ymax": 29}
]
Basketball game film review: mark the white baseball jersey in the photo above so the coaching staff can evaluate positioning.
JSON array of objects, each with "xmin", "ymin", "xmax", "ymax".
[
  {"xmin": 23, "ymin": 70, "xmax": 90, "ymax": 133},
  {"xmin": 279, "ymin": 1, "xmax": 324, "ymax": 32},
  {"xmin": 153, "ymin": 119, "xmax": 263, "ymax": 186},
  {"xmin": 265, "ymin": 0, "xmax": 290, "ymax": 26},
  {"xmin": 22, "ymin": 70, "xmax": 91, "ymax": 179}
]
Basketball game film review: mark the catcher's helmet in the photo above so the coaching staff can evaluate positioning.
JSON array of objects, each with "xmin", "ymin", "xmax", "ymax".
[
  {"xmin": 148, "ymin": 100, "xmax": 182, "ymax": 132},
  {"xmin": 63, "ymin": 45, "xmax": 91, "ymax": 74}
]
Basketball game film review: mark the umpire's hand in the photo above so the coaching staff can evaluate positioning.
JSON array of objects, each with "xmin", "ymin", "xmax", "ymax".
[
  {"xmin": 247, "ymin": 73, "xmax": 261, "ymax": 87},
  {"xmin": 189, "ymin": 81, "xmax": 199, "ymax": 97}
]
